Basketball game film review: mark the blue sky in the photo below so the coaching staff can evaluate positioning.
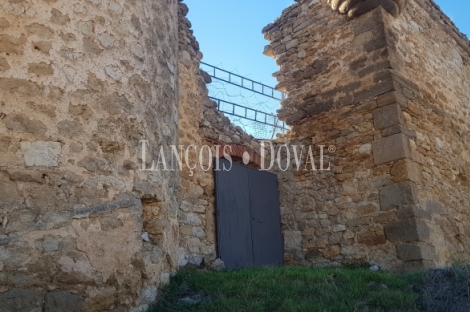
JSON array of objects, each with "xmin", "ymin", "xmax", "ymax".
[
  {"xmin": 185, "ymin": 0, "xmax": 294, "ymax": 88},
  {"xmin": 185, "ymin": 0, "xmax": 469, "ymax": 137}
]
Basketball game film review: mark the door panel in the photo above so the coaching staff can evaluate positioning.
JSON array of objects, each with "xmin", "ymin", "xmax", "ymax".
[
  {"xmin": 249, "ymin": 170, "xmax": 284, "ymax": 267},
  {"xmin": 215, "ymin": 159, "xmax": 253, "ymax": 269}
]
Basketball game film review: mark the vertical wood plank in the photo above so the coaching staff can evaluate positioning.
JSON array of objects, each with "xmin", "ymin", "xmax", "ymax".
[
  {"xmin": 215, "ymin": 159, "xmax": 254, "ymax": 269},
  {"xmin": 249, "ymin": 170, "xmax": 284, "ymax": 267}
]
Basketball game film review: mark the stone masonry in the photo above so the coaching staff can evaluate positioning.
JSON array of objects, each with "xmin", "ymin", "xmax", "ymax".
[
  {"xmin": 263, "ymin": 0, "xmax": 470, "ymax": 271},
  {"xmin": 0, "ymin": 0, "xmax": 179, "ymax": 310}
]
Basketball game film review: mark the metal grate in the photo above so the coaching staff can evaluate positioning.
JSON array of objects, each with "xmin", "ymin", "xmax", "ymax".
[
  {"xmin": 202, "ymin": 62, "xmax": 287, "ymax": 101},
  {"xmin": 210, "ymin": 97, "xmax": 287, "ymax": 132}
]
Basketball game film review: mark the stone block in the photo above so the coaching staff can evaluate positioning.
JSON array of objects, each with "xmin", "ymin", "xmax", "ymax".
[
  {"xmin": 322, "ymin": 245, "xmax": 340, "ymax": 259},
  {"xmin": 379, "ymin": 182, "xmax": 418, "ymax": 210},
  {"xmin": 0, "ymin": 34, "xmax": 26, "ymax": 54},
  {"xmin": 57, "ymin": 120, "xmax": 83, "ymax": 137},
  {"xmin": 396, "ymin": 242, "xmax": 437, "ymax": 262},
  {"xmin": 179, "ymin": 225, "xmax": 192, "ymax": 236},
  {"xmin": 373, "ymin": 104, "xmax": 405, "ymax": 130},
  {"xmin": 376, "ymin": 91, "xmax": 407, "ymax": 108},
  {"xmin": 358, "ymin": 60, "xmax": 391, "ymax": 78},
  {"xmin": 328, "ymin": 233, "xmax": 341, "ymax": 245},
  {"xmin": 178, "ymin": 248, "xmax": 188, "ymax": 267},
  {"xmin": 354, "ymin": 80, "xmax": 394, "ymax": 103},
  {"xmin": 210, "ymin": 258, "xmax": 225, "ymax": 271},
  {"xmin": 372, "ymin": 133, "xmax": 411, "ymax": 165},
  {"xmin": 374, "ymin": 211, "xmax": 397, "ymax": 223},
  {"xmin": 305, "ymin": 102, "xmax": 332, "ymax": 117},
  {"xmin": 33, "ymin": 41, "xmax": 52, "ymax": 54},
  {"xmin": 50, "ymin": 8, "xmax": 70, "ymax": 25},
  {"xmin": 346, "ymin": 217, "xmax": 371, "ymax": 227},
  {"xmin": 180, "ymin": 201, "xmax": 191, "ymax": 212},
  {"xmin": 0, "ymin": 288, "xmax": 45, "ymax": 312},
  {"xmin": 425, "ymin": 200, "xmax": 444, "ymax": 214},
  {"xmin": 21, "ymin": 141, "xmax": 61, "ymax": 167},
  {"xmin": 363, "ymin": 36, "xmax": 387, "ymax": 52},
  {"xmin": 305, "ymin": 248, "xmax": 322, "ymax": 260},
  {"xmin": 188, "ymin": 254, "xmax": 204, "ymax": 266},
  {"xmin": 0, "ymin": 236, "xmax": 12, "ymax": 245},
  {"xmin": 28, "ymin": 62, "xmax": 54, "ymax": 76},
  {"xmin": 0, "ymin": 155, "xmax": 21, "ymax": 167},
  {"xmin": 25, "ymin": 23, "xmax": 54, "ymax": 38},
  {"xmin": 359, "ymin": 143, "xmax": 372, "ymax": 154},
  {"xmin": 353, "ymin": 9, "xmax": 385, "ymax": 35},
  {"xmin": 358, "ymin": 231, "xmax": 386, "ymax": 246},
  {"xmin": 42, "ymin": 236, "xmax": 60, "ymax": 252},
  {"xmin": 100, "ymin": 215, "xmax": 124, "ymax": 231},
  {"xmin": 73, "ymin": 195, "xmax": 139, "ymax": 219},
  {"xmin": 78, "ymin": 157, "xmax": 106, "ymax": 172},
  {"xmin": 392, "ymin": 72, "xmax": 420, "ymax": 96},
  {"xmin": 331, "ymin": 225, "xmax": 346, "ymax": 232},
  {"xmin": 391, "ymin": 159, "xmax": 421, "ymax": 183},
  {"xmin": 186, "ymin": 213, "xmax": 202, "ymax": 225},
  {"xmin": 140, "ymin": 286, "xmax": 158, "ymax": 305},
  {"xmin": 396, "ymin": 206, "xmax": 431, "ymax": 220},
  {"xmin": 286, "ymin": 39, "xmax": 298, "ymax": 50},
  {"xmin": 381, "ymin": 124, "xmax": 416, "ymax": 138},
  {"xmin": 0, "ymin": 177, "xmax": 20, "ymax": 205},
  {"xmin": 4, "ymin": 209, "xmax": 36, "ymax": 233},
  {"xmin": 192, "ymin": 227, "xmax": 206, "ymax": 238},
  {"xmin": 44, "ymin": 291, "xmax": 85, "ymax": 312},
  {"xmin": 4, "ymin": 113, "xmax": 47, "ymax": 134},
  {"xmin": 357, "ymin": 203, "xmax": 378, "ymax": 216},
  {"xmin": 284, "ymin": 230, "xmax": 302, "ymax": 250},
  {"xmin": 7, "ymin": 169, "xmax": 44, "ymax": 184},
  {"xmin": 384, "ymin": 219, "xmax": 430, "ymax": 243}
]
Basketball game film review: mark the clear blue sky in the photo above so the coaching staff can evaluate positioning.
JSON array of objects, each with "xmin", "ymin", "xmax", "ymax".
[{"xmin": 185, "ymin": 0, "xmax": 470, "ymax": 88}]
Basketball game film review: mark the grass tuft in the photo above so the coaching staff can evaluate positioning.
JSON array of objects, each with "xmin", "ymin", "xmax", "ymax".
[{"xmin": 418, "ymin": 265, "xmax": 470, "ymax": 312}]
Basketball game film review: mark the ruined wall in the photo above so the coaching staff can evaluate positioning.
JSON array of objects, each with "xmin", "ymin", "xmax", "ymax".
[
  {"xmin": 383, "ymin": 0, "xmax": 470, "ymax": 265},
  {"xmin": 0, "ymin": 0, "xmax": 179, "ymax": 310},
  {"xmin": 264, "ymin": 2, "xmax": 402, "ymax": 269},
  {"xmin": 177, "ymin": 1, "xmax": 261, "ymax": 268},
  {"xmin": 264, "ymin": 0, "xmax": 470, "ymax": 271}
]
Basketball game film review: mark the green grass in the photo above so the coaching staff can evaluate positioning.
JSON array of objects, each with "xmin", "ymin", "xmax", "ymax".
[{"xmin": 149, "ymin": 266, "xmax": 424, "ymax": 312}]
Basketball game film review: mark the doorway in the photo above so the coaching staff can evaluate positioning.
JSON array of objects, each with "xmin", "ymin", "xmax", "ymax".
[{"xmin": 214, "ymin": 158, "xmax": 284, "ymax": 269}]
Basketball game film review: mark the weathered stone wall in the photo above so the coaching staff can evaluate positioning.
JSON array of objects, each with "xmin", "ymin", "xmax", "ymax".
[
  {"xmin": 264, "ymin": 2, "xmax": 405, "ymax": 270},
  {"xmin": 0, "ymin": 0, "xmax": 179, "ymax": 310},
  {"xmin": 264, "ymin": 0, "xmax": 470, "ymax": 271},
  {"xmin": 177, "ymin": 1, "xmax": 261, "ymax": 268},
  {"xmin": 383, "ymin": 0, "xmax": 470, "ymax": 266}
]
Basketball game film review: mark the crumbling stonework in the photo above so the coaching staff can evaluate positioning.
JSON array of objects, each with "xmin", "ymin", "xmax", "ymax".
[
  {"xmin": 0, "ymin": 0, "xmax": 179, "ymax": 310},
  {"xmin": 265, "ymin": 4, "xmax": 401, "ymax": 268},
  {"xmin": 263, "ymin": 0, "xmax": 470, "ymax": 271}
]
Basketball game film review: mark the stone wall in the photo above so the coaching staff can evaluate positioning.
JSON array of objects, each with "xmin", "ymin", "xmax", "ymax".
[
  {"xmin": 0, "ymin": 0, "xmax": 179, "ymax": 310},
  {"xmin": 264, "ymin": 2, "xmax": 401, "ymax": 269},
  {"xmin": 263, "ymin": 0, "xmax": 470, "ymax": 271},
  {"xmin": 177, "ymin": 0, "xmax": 262, "ymax": 268},
  {"xmin": 383, "ymin": 0, "xmax": 470, "ymax": 266}
]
